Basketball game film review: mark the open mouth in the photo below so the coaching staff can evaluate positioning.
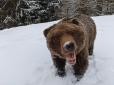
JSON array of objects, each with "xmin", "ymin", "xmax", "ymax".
[{"xmin": 66, "ymin": 52, "xmax": 76, "ymax": 65}]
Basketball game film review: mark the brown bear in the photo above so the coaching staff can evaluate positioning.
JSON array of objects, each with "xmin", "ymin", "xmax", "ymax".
[{"xmin": 43, "ymin": 14, "xmax": 96, "ymax": 81}]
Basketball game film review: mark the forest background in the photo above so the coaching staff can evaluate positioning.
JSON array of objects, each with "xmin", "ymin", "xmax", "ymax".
[{"xmin": 0, "ymin": 0, "xmax": 114, "ymax": 29}]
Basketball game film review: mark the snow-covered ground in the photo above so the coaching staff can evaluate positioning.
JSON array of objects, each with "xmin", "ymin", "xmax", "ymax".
[{"xmin": 0, "ymin": 15, "xmax": 114, "ymax": 85}]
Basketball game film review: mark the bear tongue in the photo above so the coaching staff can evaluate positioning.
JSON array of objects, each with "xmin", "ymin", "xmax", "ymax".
[{"xmin": 66, "ymin": 52, "xmax": 76, "ymax": 65}]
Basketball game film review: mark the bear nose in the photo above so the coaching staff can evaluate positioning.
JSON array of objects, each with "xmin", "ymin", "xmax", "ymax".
[{"xmin": 63, "ymin": 41, "xmax": 75, "ymax": 52}]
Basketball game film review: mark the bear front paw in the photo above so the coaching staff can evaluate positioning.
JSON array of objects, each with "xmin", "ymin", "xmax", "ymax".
[
  {"xmin": 74, "ymin": 71, "xmax": 84, "ymax": 81},
  {"xmin": 56, "ymin": 70, "xmax": 66, "ymax": 77},
  {"xmin": 75, "ymin": 74, "xmax": 83, "ymax": 81}
]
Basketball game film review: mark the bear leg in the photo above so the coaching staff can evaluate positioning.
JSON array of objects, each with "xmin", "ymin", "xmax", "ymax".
[
  {"xmin": 89, "ymin": 43, "xmax": 94, "ymax": 55},
  {"xmin": 52, "ymin": 57, "xmax": 66, "ymax": 77},
  {"xmin": 73, "ymin": 48, "xmax": 89, "ymax": 81}
]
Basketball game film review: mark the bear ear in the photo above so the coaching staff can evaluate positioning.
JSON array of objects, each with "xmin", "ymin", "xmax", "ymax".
[
  {"xmin": 43, "ymin": 24, "xmax": 56, "ymax": 37},
  {"xmin": 71, "ymin": 19, "xmax": 80, "ymax": 25}
]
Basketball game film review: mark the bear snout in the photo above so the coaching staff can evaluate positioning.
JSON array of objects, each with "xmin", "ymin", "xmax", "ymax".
[{"xmin": 63, "ymin": 41, "xmax": 75, "ymax": 52}]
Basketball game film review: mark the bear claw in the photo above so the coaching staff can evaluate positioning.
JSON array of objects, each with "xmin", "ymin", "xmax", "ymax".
[{"xmin": 56, "ymin": 70, "xmax": 66, "ymax": 77}]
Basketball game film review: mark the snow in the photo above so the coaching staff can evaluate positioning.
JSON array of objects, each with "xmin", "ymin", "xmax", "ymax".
[{"xmin": 0, "ymin": 15, "xmax": 114, "ymax": 85}]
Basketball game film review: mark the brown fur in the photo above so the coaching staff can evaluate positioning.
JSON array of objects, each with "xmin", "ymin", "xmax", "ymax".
[{"xmin": 43, "ymin": 14, "xmax": 96, "ymax": 80}]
